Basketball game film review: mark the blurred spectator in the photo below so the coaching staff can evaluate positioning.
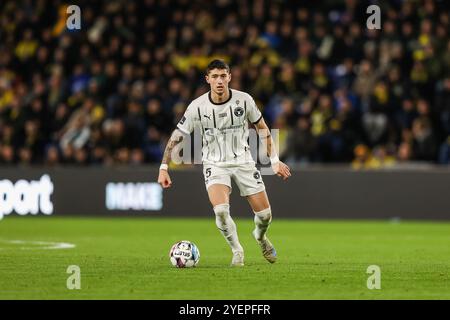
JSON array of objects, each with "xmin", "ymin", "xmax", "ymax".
[
  {"xmin": 411, "ymin": 118, "xmax": 437, "ymax": 161},
  {"xmin": 438, "ymin": 136, "xmax": 450, "ymax": 164},
  {"xmin": 284, "ymin": 116, "xmax": 317, "ymax": 164},
  {"xmin": 45, "ymin": 145, "xmax": 60, "ymax": 166}
]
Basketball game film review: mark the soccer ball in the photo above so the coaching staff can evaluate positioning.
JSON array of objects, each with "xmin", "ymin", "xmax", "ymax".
[{"xmin": 169, "ymin": 240, "xmax": 200, "ymax": 268}]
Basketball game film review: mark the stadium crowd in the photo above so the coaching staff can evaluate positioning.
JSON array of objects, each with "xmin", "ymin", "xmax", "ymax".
[{"xmin": 0, "ymin": 0, "xmax": 449, "ymax": 167}]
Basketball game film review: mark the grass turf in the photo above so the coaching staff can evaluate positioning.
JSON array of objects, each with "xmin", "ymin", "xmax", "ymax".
[{"xmin": 0, "ymin": 217, "xmax": 449, "ymax": 299}]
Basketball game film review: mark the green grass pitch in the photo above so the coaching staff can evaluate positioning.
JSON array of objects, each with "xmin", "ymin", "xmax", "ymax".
[{"xmin": 0, "ymin": 217, "xmax": 449, "ymax": 299}]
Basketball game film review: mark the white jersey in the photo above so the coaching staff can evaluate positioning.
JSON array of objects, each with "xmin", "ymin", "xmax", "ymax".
[{"xmin": 176, "ymin": 88, "xmax": 263, "ymax": 167}]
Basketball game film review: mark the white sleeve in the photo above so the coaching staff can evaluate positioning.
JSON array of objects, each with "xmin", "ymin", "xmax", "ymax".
[
  {"xmin": 246, "ymin": 95, "xmax": 263, "ymax": 124},
  {"xmin": 176, "ymin": 103, "xmax": 197, "ymax": 134}
]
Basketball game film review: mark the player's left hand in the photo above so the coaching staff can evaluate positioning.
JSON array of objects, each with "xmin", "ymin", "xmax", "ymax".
[{"xmin": 272, "ymin": 161, "xmax": 291, "ymax": 180}]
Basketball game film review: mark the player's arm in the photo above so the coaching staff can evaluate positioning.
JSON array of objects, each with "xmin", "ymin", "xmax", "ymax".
[
  {"xmin": 158, "ymin": 102, "xmax": 196, "ymax": 188},
  {"xmin": 253, "ymin": 117, "xmax": 291, "ymax": 181},
  {"xmin": 157, "ymin": 128, "xmax": 185, "ymax": 188}
]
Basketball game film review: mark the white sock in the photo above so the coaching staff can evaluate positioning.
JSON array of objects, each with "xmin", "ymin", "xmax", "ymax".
[
  {"xmin": 253, "ymin": 207, "xmax": 272, "ymax": 241},
  {"xmin": 213, "ymin": 204, "xmax": 243, "ymax": 254}
]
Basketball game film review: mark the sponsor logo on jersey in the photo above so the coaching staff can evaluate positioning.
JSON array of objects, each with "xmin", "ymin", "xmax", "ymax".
[
  {"xmin": 219, "ymin": 112, "xmax": 227, "ymax": 118},
  {"xmin": 179, "ymin": 116, "xmax": 186, "ymax": 125},
  {"xmin": 203, "ymin": 114, "xmax": 211, "ymax": 120},
  {"xmin": 234, "ymin": 106, "xmax": 244, "ymax": 117}
]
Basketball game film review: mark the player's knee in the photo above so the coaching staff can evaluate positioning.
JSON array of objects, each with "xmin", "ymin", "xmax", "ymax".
[
  {"xmin": 254, "ymin": 207, "xmax": 272, "ymax": 223},
  {"xmin": 213, "ymin": 203, "xmax": 230, "ymax": 223}
]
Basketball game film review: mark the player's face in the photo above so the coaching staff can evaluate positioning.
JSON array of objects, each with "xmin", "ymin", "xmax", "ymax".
[{"xmin": 206, "ymin": 68, "xmax": 231, "ymax": 95}]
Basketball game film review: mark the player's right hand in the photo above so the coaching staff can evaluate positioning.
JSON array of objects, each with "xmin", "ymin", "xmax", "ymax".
[
  {"xmin": 272, "ymin": 161, "xmax": 291, "ymax": 181},
  {"xmin": 158, "ymin": 169, "xmax": 172, "ymax": 188}
]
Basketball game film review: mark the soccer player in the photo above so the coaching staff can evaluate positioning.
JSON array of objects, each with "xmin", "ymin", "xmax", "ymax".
[{"xmin": 158, "ymin": 60, "xmax": 291, "ymax": 266}]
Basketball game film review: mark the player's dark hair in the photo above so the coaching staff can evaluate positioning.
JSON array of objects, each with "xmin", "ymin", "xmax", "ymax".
[{"xmin": 206, "ymin": 60, "xmax": 230, "ymax": 74}]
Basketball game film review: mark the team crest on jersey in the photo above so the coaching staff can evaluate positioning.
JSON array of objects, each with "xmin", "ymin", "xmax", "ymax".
[
  {"xmin": 234, "ymin": 106, "xmax": 244, "ymax": 117},
  {"xmin": 253, "ymin": 171, "xmax": 260, "ymax": 179},
  {"xmin": 205, "ymin": 128, "xmax": 215, "ymax": 136}
]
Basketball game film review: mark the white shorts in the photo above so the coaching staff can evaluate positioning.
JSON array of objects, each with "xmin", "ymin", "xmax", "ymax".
[{"xmin": 203, "ymin": 163, "xmax": 266, "ymax": 197}]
